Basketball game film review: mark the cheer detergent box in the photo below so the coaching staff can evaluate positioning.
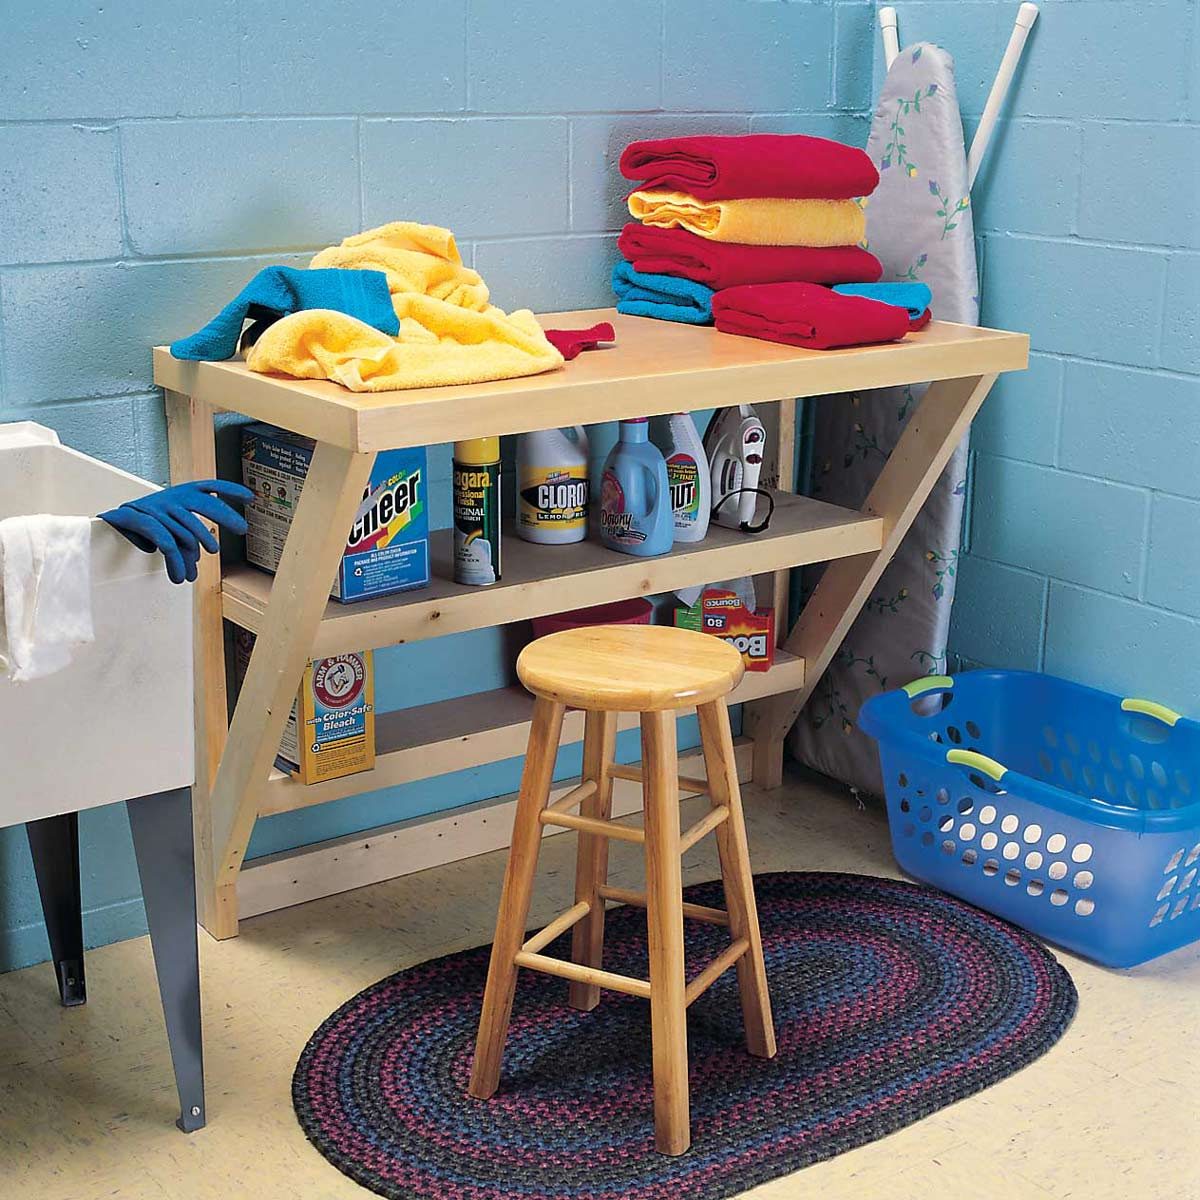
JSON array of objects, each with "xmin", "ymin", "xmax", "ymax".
[
  {"xmin": 234, "ymin": 630, "xmax": 375, "ymax": 784},
  {"xmin": 241, "ymin": 423, "xmax": 428, "ymax": 602},
  {"xmin": 674, "ymin": 588, "xmax": 775, "ymax": 672}
]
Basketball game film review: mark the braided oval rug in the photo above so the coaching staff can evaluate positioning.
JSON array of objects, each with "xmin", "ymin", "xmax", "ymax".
[{"xmin": 293, "ymin": 872, "xmax": 1076, "ymax": 1199}]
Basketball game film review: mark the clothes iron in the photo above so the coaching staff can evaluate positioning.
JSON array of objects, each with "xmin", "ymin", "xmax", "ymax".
[{"xmin": 704, "ymin": 404, "xmax": 769, "ymax": 531}]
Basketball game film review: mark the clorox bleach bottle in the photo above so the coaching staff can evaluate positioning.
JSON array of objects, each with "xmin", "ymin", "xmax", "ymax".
[
  {"xmin": 649, "ymin": 413, "xmax": 710, "ymax": 543},
  {"xmin": 598, "ymin": 419, "xmax": 674, "ymax": 557},
  {"xmin": 516, "ymin": 427, "xmax": 590, "ymax": 544}
]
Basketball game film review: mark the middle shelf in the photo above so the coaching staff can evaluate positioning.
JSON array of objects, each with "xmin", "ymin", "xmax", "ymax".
[{"xmin": 223, "ymin": 489, "xmax": 883, "ymax": 656}]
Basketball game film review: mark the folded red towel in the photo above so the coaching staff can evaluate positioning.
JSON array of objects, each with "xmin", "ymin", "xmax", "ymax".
[
  {"xmin": 543, "ymin": 321, "xmax": 615, "ymax": 361},
  {"xmin": 618, "ymin": 224, "xmax": 881, "ymax": 289},
  {"xmin": 712, "ymin": 283, "xmax": 913, "ymax": 350},
  {"xmin": 619, "ymin": 134, "xmax": 879, "ymax": 202}
]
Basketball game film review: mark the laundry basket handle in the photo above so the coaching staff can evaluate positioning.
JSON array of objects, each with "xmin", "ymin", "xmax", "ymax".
[
  {"xmin": 902, "ymin": 674, "xmax": 954, "ymax": 698},
  {"xmin": 1120, "ymin": 698, "xmax": 1181, "ymax": 727},
  {"xmin": 946, "ymin": 748, "xmax": 1008, "ymax": 782}
]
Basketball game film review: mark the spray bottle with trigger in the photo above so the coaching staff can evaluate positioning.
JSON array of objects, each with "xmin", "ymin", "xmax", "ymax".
[{"xmin": 704, "ymin": 404, "xmax": 775, "ymax": 533}]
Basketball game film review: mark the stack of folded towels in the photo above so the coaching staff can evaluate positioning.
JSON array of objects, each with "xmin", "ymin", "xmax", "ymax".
[{"xmin": 612, "ymin": 133, "xmax": 932, "ymax": 350}]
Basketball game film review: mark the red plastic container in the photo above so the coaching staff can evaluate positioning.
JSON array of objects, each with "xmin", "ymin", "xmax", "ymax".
[{"xmin": 532, "ymin": 597, "xmax": 653, "ymax": 639}]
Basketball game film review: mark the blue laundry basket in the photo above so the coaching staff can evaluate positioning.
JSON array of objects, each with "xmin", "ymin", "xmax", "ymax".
[{"xmin": 859, "ymin": 671, "xmax": 1200, "ymax": 968}]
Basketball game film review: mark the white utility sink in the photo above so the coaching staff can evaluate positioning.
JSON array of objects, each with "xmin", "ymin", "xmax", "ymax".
[{"xmin": 0, "ymin": 424, "xmax": 193, "ymax": 825}]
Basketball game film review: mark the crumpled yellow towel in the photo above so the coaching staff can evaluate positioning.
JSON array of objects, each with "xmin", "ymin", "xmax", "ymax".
[
  {"xmin": 628, "ymin": 189, "xmax": 866, "ymax": 247},
  {"xmin": 247, "ymin": 222, "xmax": 563, "ymax": 390},
  {"xmin": 247, "ymin": 295, "xmax": 562, "ymax": 392},
  {"xmin": 309, "ymin": 221, "xmax": 492, "ymax": 311}
]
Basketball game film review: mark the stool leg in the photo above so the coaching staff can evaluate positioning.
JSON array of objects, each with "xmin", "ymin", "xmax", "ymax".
[
  {"xmin": 698, "ymin": 700, "xmax": 777, "ymax": 1060},
  {"xmin": 569, "ymin": 709, "xmax": 618, "ymax": 1012},
  {"xmin": 469, "ymin": 697, "xmax": 565, "ymax": 1100},
  {"xmin": 641, "ymin": 710, "xmax": 691, "ymax": 1156}
]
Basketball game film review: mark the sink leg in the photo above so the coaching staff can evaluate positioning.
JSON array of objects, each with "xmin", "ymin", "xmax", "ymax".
[
  {"xmin": 127, "ymin": 787, "xmax": 206, "ymax": 1133},
  {"xmin": 26, "ymin": 812, "xmax": 87, "ymax": 1007}
]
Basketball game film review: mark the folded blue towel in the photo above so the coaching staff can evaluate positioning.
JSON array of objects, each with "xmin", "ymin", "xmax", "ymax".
[
  {"xmin": 611, "ymin": 259, "xmax": 715, "ymax": 325},
  {"xmin": 170, "ymin": 265, "xmax": 399, "ymax": 361},
  {"xmin": 832, "ymin": 281, "xmax": 932, "ymax": 320}
]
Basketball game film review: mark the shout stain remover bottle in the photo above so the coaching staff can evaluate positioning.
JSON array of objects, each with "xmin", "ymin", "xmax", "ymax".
[
  {"xmin": 516, "ymin": 427, "xmax": 589, "ymax": 544},
  {"xmin": 649, "ymin": 412, "xmax": 711, "ymax": 543},
  {"xmin": 453, "ymin": 437, "xmax": 501, "ymax": 585}
]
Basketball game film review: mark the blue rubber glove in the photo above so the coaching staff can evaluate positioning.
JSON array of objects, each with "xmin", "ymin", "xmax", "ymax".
[{"xmin": 100, "ymin": 480, "xmax": 253, "ymax": 585}]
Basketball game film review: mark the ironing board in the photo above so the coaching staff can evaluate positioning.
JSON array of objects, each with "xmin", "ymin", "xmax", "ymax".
[{"xmin": 791, "ymin": 41, "xmax": 981, "ymax": 797}]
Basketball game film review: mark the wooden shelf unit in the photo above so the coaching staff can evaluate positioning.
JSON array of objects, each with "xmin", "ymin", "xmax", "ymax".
[{"xmin": 158, "ymin": 307, "xmax": 1027, "ymax": 939}]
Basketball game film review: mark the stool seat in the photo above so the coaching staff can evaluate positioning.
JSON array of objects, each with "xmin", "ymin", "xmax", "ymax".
[{"xmin": 517, "ymin": 625, "xmax": 744, "ymax": 712}]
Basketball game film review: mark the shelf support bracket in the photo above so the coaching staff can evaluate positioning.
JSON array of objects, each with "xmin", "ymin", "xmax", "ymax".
[
  {"xmin": 762, "ymin": 373, "xmax": 998, "ymax": 769},
  {"xmin": 206, "ymin": 441, "xmax": 377, "ymax": 938}
]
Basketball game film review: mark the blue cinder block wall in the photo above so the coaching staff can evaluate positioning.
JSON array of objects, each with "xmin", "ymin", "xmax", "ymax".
[
  {"xmin": 1, "ymin": 2, "xmax": 1195, "ymax": 971},
  {"xmin": 0, "ymin": 1, "xmax": 870, "ymax": 971},
  {"xmin": 924, "ymin": 2, "xmax": 1200, "ymax": 707}
]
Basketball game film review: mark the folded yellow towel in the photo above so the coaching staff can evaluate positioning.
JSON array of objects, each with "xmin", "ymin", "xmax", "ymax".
[
  {"xmin": 309, "ymin": 221, "xmax": 491, "ymax": 311},
  {"xmin": 246, "ymin": 296, "xmax": 563, "ymax": 392},
  {"xmin": 628, "ymin": 189, "xmax": 866, "ymax": 247},
  {"xmin": 247, "ymin": 222, "xmax": 564, "ymax": 391}
]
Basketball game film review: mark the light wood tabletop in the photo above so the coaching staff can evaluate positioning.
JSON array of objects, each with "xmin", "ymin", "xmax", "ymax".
[{"xmin": 154, "ymin": 308, "xmax": 1028, "ymax": 451}]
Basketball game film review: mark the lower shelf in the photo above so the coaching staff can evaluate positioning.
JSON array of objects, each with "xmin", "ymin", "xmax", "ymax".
[{"xmin": 257, "ymin": 650, "xmax": 804, "ymax": 816}]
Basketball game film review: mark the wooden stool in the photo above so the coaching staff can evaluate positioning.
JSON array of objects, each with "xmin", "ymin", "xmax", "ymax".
[{"xmin": 468, "ymin": 625, "xmax": 777, "ymax": 1155}]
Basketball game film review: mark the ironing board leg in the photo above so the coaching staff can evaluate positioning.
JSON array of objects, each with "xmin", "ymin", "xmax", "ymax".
[
  {"xmin": 26, "ymin": 812, "xmax": 87, "ymax": 1007},
  {"xmin": 127, "ymin": 787, "xmax": 206, "ymax": 1133}
]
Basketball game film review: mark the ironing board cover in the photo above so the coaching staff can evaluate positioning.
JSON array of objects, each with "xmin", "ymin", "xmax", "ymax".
[{"xmin": 790, "ymin": 43, "xmax": 978, "ymax": 798}]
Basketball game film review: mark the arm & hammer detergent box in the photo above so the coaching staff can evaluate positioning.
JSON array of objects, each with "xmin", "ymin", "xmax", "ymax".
[
  {"xmin": 241, "ymin": 422, "xmax": 429, "ymax": 602},
  {"xmin": 234, "ymin": 630, "xmax": 375, "ymax": 785}
]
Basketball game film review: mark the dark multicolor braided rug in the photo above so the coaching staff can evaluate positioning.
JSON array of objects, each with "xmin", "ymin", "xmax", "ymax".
[{"xmin": 293, "ymin": 872, "xmax": 1076, "ymax": 1199}]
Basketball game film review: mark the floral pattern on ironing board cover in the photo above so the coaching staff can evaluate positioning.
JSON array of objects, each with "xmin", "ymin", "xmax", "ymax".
[{"xmin": 790, "ymin": 42, "xmax": 979, "ymax": 798}]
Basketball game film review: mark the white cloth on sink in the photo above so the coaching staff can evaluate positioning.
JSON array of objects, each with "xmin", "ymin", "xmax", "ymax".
[{"xmin": 0, "ymin": 515, "xmax": 94, "ymax": 682}]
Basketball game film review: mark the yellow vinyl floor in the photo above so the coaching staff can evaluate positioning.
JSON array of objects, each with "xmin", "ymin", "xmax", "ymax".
[{"xmin": 1, "ymin": 768, "xmax": 1197, "ymax": 1199}]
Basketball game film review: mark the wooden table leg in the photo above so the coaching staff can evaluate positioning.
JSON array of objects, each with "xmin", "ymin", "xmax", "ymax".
[
  {"xmin": 745, "ymin": 397, "xmax": 796, "ymax": 791},
  {"xmin": 569, "ymin": 709, "xmax": 617, "ymax": 1012},
  {"xmin": 205, "ymin": 441, "xmax": 376, "ymax": 938},
  {"xmin": 762, "ymin": 372, "xmax": 999, "ymax": 777},
  {"xmin": 641, "ymin": 709, "xmax": 690, "ymax": 1156},
  {"xmin": 165, "ymin": 390, "xmax": 230, "ymax": 938},
  {"xmin": 470, "ymin": 697, "xmax": 565, "ymax": 1098}
]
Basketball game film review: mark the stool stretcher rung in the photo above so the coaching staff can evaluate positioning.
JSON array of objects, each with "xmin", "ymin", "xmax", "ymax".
[
  {"xmin": 539, "ymin": 809, "xmax": 645, "ymax": 843},
  {"xmin": 545, "ymin": 779, "xmax": 597, "ymax": 816},
  {"xmin": 685, "ymin": 938, "xmax": 750, "ymax": 1007},
  {"xmin": 514, "ymin": 950, "xmax": 651, "ymax": 999},
  {"xmin": 596, "ymin": 885, "xmax": 729, "ymax": 927},
  {"xmin": 678, "ymin": 805, "xmax": 729, "ymax": 854},
  {"xmin": 607, "ymin": 762, "xmax": 710, "ymax": 795},
  {"xmin": 520, "ymin": 900, "xmax": 592, "ymax": 956}
]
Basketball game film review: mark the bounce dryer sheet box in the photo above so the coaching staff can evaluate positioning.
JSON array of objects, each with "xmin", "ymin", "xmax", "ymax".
[
  {"xmin": 234, "ymin": 630, "xmax": 375, "ymax": 785},
  {"xmin": 673, "ymin": 588, "xmax": 775, "ymax": 672},
  {"xmin": 240, "ymin": 423, "xmax": 429, "ymax": 603}
]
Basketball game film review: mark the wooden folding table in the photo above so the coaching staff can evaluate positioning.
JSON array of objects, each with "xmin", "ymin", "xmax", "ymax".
[{"xmin": 154, "ymin": 309, "xmax": 1027, "ymax": 939}]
